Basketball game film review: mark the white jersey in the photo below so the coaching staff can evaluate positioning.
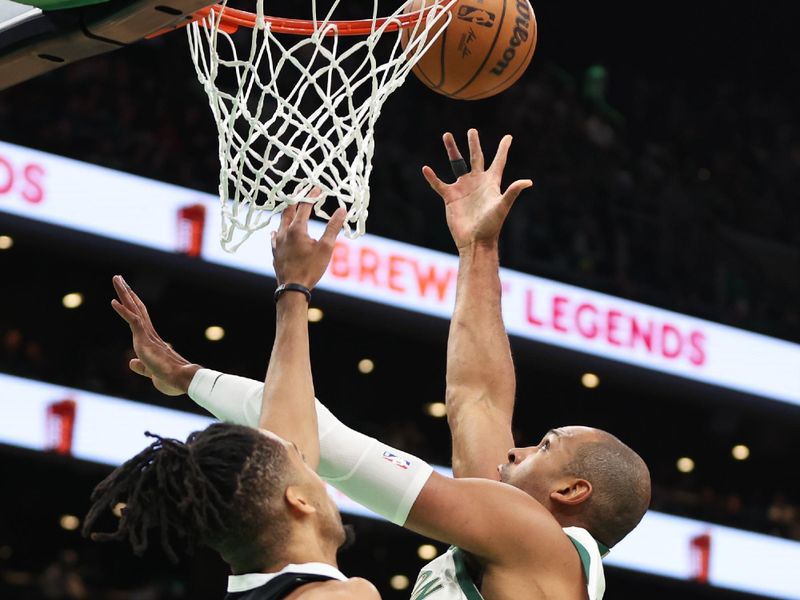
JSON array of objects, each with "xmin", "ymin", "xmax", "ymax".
[{"xmin": 409, "ymin": 527, "xmax": 606, "ymax": 600}]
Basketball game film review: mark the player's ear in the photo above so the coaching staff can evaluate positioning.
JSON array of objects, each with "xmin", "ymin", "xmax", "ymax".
[
  {"xmin": 285, "ymin": 485, "xmax": 317, "ymax": 516},
  {"xmin": 550, "ymin": 478, "xmax": 592, "ymax": 506}
]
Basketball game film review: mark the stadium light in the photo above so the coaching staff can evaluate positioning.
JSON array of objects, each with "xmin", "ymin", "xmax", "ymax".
[
  {"xmin": 205, "ymin": 326, "xmax": 225, "ymax": 341},
  {"xmin": 581, "ymin": 373, "xmax": 600, "ymax": 388},
  {"xmin": 732, "ymin": 445, "xmax": 750, "ymax": 460},
  {"xmin": 62, "ymin": 293, "xmax": 83, "ymax": 309},
  {"xmin": 417, "ymin": 544, "xmax": 438, "ymax": 560},
  {"xmin": 389, "ymin": 575, "xmax": 409, "ymax": 590},
  {"xmin": 59, "ymin": 514, "xmax": 80, "ymax": 531},
  {"xmin": 425, "ymin": 402, "xmax": 447, "ymax": 418}
]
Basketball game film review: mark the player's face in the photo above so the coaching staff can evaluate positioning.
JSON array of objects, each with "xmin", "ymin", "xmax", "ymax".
[
  {"xmin": 275, "ymin": 434, "xmax": 348, "ymax": 548},
  {"xmin": 498, "ymin": 426, "xmax": 596, "ymax": 505}
]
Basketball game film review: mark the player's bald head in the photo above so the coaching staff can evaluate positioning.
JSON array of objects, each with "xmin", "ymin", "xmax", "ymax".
[{"xmin": 562, "ymin": 427, "xmax": 651, "ymax": 547}]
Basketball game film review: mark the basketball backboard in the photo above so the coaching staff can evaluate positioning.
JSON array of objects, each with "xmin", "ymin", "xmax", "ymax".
[{"xmin": 0, "ymin": 0, "xmax": 210, "ymax": 90}]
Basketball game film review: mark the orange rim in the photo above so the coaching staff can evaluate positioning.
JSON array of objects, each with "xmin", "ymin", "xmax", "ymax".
[{"xmin": 148, "ymin": 2, "xmax": 447, "ymax": 39}]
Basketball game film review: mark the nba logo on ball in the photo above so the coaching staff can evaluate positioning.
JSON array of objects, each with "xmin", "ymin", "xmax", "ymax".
[
  {"xmin": 402, "ymin": 0, "xmax": 537, "ymax": 100},
  {"xmin": 383, "ymin": 451, "xmax": 411, "ymax": 469},
  {"xmin": 456, "ymin": 6, "xmax": 495, "ymax": 27}
]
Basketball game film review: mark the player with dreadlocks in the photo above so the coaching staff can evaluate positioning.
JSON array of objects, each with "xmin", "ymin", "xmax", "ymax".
[
  {"xmin": 84, "ymin": 204, "xmax": 381, "ymax": 599},
  {"xmin": 85, "ymin": 424, "xmax": 301, "ymax": 567}
]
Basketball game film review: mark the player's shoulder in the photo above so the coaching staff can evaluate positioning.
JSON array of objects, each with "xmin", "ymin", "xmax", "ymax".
[{"xmin": 290, "ymin": 576, "xmax": 380, "ymax": 599}]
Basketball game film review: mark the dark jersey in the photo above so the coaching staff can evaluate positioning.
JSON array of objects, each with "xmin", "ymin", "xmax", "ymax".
[{"xmin": 225, "ymin": 572, "xmax": 336, "ymax": 600}]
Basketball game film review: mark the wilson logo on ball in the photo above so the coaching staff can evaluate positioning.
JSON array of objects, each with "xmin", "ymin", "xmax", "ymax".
[
  {"xmin": 491, "ymin": 0, "xmax": 533, "ymax": 76},
  {"xmin": 456, "ymin": 6, "xmax": 496, "ymax": 28}
]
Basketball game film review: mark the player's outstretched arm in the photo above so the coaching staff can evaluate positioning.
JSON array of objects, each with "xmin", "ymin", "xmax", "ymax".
[
  {"xmin": 111, "ymin": 275, "xmax": 270, "ymax": 425},
  {"xmin": 261, "ymin": 200, "xmax": 346, "ymax": 467},
  {"xmin": 110, "ymin": 275, "xmax": 201, "ymax": 396},
  {"xmin": 111, "ymin": 268, "xmax": 421, "ymax": 496},
  {"xmin": 422, "ymin": 129, "xmax": 532, "ymax": 480}
]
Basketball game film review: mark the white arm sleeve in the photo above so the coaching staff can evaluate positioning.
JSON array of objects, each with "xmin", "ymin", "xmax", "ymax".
[
  {"xmin": 188, "ymin": 368, "xmax": 262, "ymax": 426},
  {"xmin": 187, "ymin": 368, "xmax": 433, "ymax": 525}
]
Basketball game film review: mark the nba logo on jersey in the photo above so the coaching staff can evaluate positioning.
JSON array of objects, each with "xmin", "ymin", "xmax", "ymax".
[{"xmin": 382, "ymin": 451, "xmax": 411, "ymax": 469}]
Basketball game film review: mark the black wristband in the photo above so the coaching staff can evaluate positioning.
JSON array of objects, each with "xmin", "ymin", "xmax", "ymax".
[{"xmin": 274, "ymin": 283, "xmax": 311, "ymax": 303}]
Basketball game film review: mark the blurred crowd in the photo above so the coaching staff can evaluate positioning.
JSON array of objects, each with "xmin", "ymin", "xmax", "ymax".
[
  {"xmin": 491, "ymin": 64, "xmax": 798, "ymax": 341},
  {"xmin": 0, "ymin": 549, "xmax": 187, "ymax": 600},
  {"xmin": 650, "ymin": 484, "xmax": 800, "ymax": 542}
]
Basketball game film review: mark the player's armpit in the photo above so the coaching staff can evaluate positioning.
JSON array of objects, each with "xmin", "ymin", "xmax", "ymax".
[
  {"xmin": 406, "ymin": 472, "xmax": 570, "ymax": 567},
  {"xmin": 447, "ymin": 392, "xmax": 514, "ymax": 480}
]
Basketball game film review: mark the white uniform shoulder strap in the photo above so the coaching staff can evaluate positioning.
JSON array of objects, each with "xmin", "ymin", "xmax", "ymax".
[
  {"xmin": 563, "ymin": 526, "xmax": 606, "ymax": 600},
  {"xmin": 227, "ymin": 562, "xmax": 347, "ymax": 593}
]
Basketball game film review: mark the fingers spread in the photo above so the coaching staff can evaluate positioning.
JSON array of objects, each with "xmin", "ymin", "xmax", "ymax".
[
  {"xmin": 501, "ymin": 178, "xmax": 534, "ymax": 208},
  {"xmin": 467, "ymin": 128, "xmax": 485, "ymax": 171},
  {"xmin": 489, "ymin": 134, "xmax": 513, "ymax": 176},
  {"xmin": 422, "ymin": 165, "xmax": 446, "ymax": 196},
  {"xmin": 442, "ymin": 132, "xmax": 463, "ymax": 161}
]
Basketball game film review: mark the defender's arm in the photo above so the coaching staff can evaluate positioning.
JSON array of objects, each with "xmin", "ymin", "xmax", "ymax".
[
  {"xmin": 259, "ymin": 202, "xmax": 345, "ymax": 468},
  {"xmin": 407, "ymin": 471, "xmax": 572, "ymax": 567}
]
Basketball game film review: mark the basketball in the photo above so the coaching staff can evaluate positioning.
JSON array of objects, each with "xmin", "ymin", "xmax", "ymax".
[{"xmin": 401, "ymin": 0, "xmax": 537, "ymax": 100}]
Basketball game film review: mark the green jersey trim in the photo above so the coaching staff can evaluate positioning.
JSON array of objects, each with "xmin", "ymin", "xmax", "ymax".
[
  {"xmin": 452, "ymin": 548, "xmax": 485, "ymax": 600},
  {"xmin": 567, "ymin": 536, "xmax": 592, "ymax": 583}
]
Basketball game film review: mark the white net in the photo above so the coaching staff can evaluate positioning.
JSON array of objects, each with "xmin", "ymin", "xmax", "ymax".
[{"xmin": 187, "ymin": 0, "xmax": 454, "ymax": 252}]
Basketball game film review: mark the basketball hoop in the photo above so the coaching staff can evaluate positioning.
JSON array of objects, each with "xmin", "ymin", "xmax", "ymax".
[{"xmin": 187, "ymin": 0, "xmax": 455, "ymax": 252}]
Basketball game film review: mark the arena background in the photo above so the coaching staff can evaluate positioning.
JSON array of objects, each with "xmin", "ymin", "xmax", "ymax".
[{"xmin": 1, "ymin": 0, "xmax": 799, "ymax": 598}]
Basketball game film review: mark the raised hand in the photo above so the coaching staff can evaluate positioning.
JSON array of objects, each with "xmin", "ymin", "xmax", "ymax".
[
  {"xmin": 110, "ymin": 275, "xmax": 197, "ymax": 396},
  {"xmin": 271, "ymin": 193, "xmax": 347, "ymax": 289},
  {"xmin": 422, "ymin": 128, "xmax": 533, "ymax": 251}
]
